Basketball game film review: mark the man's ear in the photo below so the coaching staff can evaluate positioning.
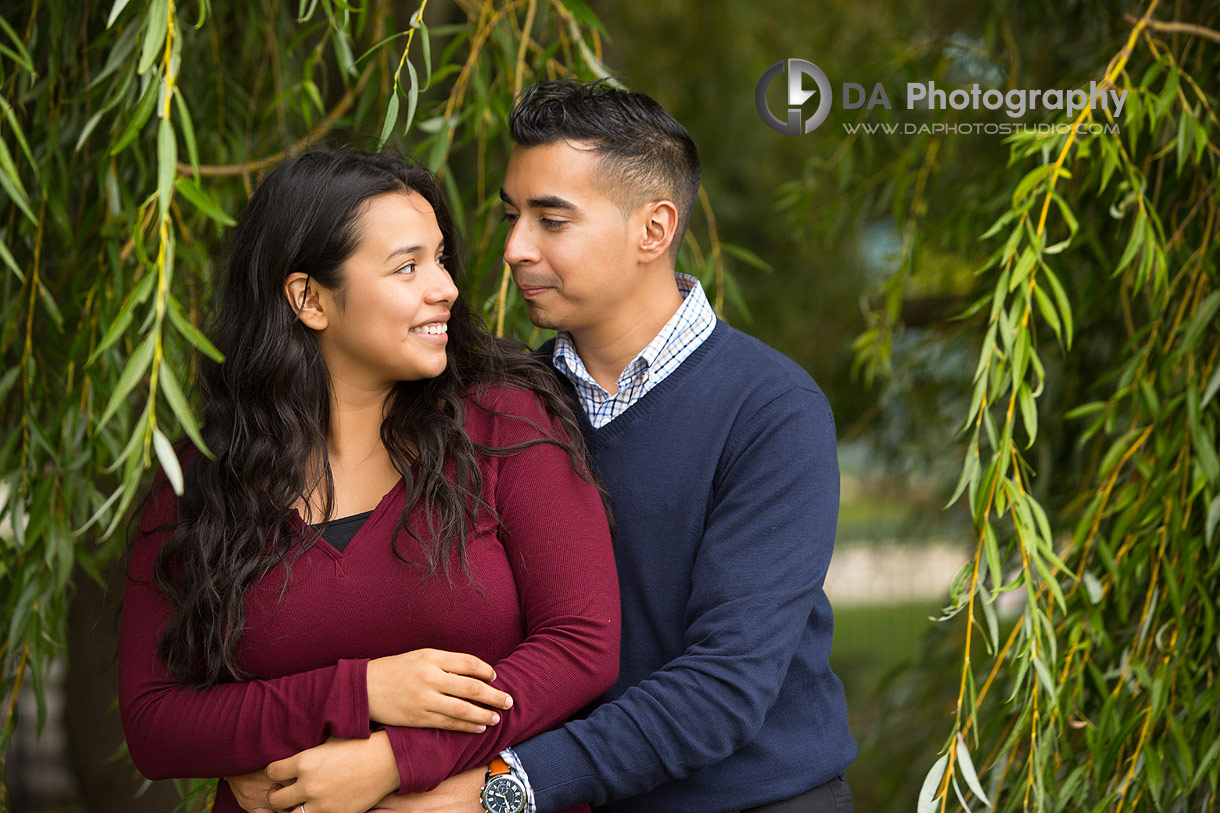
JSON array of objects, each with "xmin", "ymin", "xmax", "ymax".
[
  {"xmin": 284, "ymin": 272, "xmax": 329, "ymax": 331},
  {"xmin": 636, "ymin": 200, "xmax": 679, "ymax": 264}
]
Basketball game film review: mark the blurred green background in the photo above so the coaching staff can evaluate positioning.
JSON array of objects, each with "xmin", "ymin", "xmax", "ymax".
[
  {"xmin": 5, "ymin": 0, "xmax": 1217, "ymax": 810},
  {"xmin": 7, "ymin": 0, "xmax": 980, "ymax": 808}
]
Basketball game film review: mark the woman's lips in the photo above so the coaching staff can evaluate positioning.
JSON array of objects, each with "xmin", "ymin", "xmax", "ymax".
[{"xmin": 408, "ymin": 321, "xmax": 449, "ymax": 343}]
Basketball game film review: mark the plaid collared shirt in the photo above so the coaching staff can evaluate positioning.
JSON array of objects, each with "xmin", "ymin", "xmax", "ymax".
[{"xmin": 552, "ymin": 273, "xmax": 718, "ymax": 429}]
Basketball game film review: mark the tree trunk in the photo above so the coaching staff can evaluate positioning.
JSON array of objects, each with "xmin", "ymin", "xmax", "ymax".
[{"xmin": 64, "ymin": 561, "xmax": 181, "ymax": 813}]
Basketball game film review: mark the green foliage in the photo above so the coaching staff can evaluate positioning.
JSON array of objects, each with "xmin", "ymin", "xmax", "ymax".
[
  {"xmin": 0, "ymin": 0, "xmax": 735, "ymax": 798},
  {"xmin": 790, "ymin": 1, "xmax": 1219, "ymax": 809}
]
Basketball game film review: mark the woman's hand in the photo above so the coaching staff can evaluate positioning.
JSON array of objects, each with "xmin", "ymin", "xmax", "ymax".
[
  {"xmin": 266, "ymin": 732, "xmax": 400, "ymax": 813},
  {"xmin": 367, "ymin": 767, "xmax": 485, "ymax": 812},
  {"xmin": 225, "ymin": 769, "xmax": 278, "ymax": 813},
  {"xmin": 367, "ymin": 649, "xmax": 512, "ymax": 731}
]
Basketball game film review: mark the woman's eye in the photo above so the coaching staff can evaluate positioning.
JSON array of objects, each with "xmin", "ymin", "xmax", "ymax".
[
  {"xmin": 396, "ymin": 262, "xmax": 417, "ymax": 275},
  {"xmin": 437, "ymin": 255, "xmax": 450, "ymax": 268}
]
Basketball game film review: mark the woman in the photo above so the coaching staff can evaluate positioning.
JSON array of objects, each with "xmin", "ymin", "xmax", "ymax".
[{"xmin": 118, "ymin": 150, "xmax": 620, "ymax": 813}]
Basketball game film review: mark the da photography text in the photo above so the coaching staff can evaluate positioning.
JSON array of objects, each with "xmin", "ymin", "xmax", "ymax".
[{"xmin": 757, "ymin": 58, "xmax": 1128, "ymax": 136}]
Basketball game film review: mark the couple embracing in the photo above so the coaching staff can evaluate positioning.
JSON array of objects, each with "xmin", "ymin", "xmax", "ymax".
[{"xmin": 119, "ymin": 79, "xmax": 855, "ymax": 813}]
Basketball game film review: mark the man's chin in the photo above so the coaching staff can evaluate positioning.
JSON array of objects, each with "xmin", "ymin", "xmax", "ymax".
[{"xmin": 524, "ymin": 302, "xmax": 564, "ymax": 332}]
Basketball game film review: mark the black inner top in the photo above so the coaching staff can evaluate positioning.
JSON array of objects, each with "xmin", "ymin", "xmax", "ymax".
[{"xmin": 310, "ymin": 508, "xmax": 375, "ymax": 553}]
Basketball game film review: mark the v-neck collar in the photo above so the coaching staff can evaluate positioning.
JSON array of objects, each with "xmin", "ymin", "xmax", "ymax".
[
  {"xmin": 287, "ymin": 475, "xmax": 406, "ymax": 560},
  {"xmin": 553, "ymin": 321, "xmax": 729, "ymax": 447}
]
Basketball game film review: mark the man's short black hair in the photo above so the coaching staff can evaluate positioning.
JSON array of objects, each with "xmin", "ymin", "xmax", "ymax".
[{"xmin": 508, "ymin": 78, "xmax": 702, "ymax": 260}]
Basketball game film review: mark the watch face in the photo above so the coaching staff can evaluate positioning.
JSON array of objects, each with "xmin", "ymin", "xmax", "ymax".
[{"xmin": 482, "ymin": 775, "xmax": 526, "ymax": 813}]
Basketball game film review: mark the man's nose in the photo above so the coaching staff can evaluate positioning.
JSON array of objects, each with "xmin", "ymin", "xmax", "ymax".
[{"xmin": 503, "ymin": 220, "xmax": 538, "ymax": 266}]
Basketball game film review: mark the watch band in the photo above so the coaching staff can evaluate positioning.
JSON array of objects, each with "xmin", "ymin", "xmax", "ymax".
[
  {"xmin": 487, "ymin": 756, "xmax": 512, "ymax": 778},
  {"xmin": 481, "ymin": 755, "xmax": 526, "ymax": 813}
]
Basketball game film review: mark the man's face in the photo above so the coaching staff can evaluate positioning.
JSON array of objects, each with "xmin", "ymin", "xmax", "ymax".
[{"xmin": 501, "ymin": 141, "xmax": 639, "ymax": 334}]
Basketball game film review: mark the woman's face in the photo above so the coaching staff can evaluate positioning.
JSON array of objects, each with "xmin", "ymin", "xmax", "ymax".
[{"xmin": 311, "ymin": 191, "xmax": 459, "ymax": 389}]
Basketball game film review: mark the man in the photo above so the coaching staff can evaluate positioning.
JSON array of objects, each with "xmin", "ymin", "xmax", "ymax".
[{"xmin": 440, "ymin": 78, "xmax": 856, "ymax": 813}]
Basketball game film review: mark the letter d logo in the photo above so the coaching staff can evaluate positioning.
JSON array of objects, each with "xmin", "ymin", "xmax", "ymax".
[{"xmin": 756, "ymin": 59, "xmax": 832, "ymax": 135}]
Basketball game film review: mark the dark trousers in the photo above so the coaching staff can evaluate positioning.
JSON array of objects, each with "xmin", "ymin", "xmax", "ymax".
[{"xmin": 740, "ymin": 774, "xmax": 853, "ymax": 813}]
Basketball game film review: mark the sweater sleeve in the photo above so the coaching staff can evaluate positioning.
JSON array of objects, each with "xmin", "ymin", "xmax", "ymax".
[
  {"xmin": 117, "ymin": 470, "xmax": 373, "ymax": 780},
  {"xmin": 512, "ymin": 387, "xmax": 840, "ymax": 809},
  {"xmin": 384, "ymin": 390, "xmax": 621, "ymax": 793}
]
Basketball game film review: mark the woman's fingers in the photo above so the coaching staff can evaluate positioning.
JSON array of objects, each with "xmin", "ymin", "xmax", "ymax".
[
  {"xmin": 265, "ymin": 756, "xmax": 297, "ymax": 785},
  {"xmin": 439, "ymin": 672, "xmax": 513, "ymax": 710},
  {"xmin": 368, "ymin": 648, "xmax": 512, "ymax": 729},
  {"xmin": 265, "ymin": 781, "xmax": 305, "ymax": 811},
  {"xmin": 426, "ymin": 649, "xmax": 496, "ymax": 682},
  {"xmin": 225, "ymin": 770, "xmax": 278, "ymax": 813},
  {"xmin": 431, "ymin": 694, "xmax": 504, "ymax": 729},
  {"xmin": 264, "ymin": 759, "xmax": 304, "ymax": 810},
  {"xmin": 423, "ymin": 713, "xmax": 489, "ymax": 733}
]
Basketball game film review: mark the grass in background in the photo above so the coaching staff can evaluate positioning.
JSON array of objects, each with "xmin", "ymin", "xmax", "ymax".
[{"xmin": 833, "ymin": 602, "xmax": 958, "ymax": 812}]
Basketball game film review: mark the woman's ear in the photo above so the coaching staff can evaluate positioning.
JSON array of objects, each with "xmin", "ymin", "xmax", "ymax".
[{"xmin": 284, "ymin": 272, "xmax": 329, "ymax": 330}]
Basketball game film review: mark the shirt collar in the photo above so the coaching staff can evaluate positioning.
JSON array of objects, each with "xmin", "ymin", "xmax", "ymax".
[{"xmin": 552, "ymin": 273, "xmax": 712, "ymax": 387}]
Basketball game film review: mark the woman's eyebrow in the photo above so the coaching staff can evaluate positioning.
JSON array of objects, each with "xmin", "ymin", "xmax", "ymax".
[{"xmin": 385, "ymin": 245, "xmax": 425, "ymax": 261}]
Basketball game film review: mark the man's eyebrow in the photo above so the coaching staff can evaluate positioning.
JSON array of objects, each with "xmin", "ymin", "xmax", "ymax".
[
  {"xmin": 529, "ymin": 195, "xmax": 579, "ymax": 212},
  {"xmin": 498, "ymin": 188, "xmax": 579, "ymax": 213}
]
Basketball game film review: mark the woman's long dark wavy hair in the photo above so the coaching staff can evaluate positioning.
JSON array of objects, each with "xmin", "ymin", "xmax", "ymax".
[{"xmin": 144, "ymin": 149, "xmax": 598, "ymax": 688}]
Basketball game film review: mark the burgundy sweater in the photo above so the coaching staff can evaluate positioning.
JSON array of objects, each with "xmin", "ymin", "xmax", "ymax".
[{"xmin": 118, "ymin": 385, "xmax": 620, "ymax": 813}]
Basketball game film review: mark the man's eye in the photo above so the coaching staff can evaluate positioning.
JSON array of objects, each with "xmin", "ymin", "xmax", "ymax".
[
  {"xmin": 502, "ymin": 212, "xmax": 519, "ymax": 224},
  {"xmin": 540, "ymin": 218, "xmax": 565, "ymax": 230},
  {"xmin": 396, "ymin": 262, "xmax": 417, "ymax": 274}
]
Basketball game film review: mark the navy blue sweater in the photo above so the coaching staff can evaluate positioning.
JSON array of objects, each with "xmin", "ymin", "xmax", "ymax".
[{"xmin": 515, "ymin": 321, "xmax": 855, "ymax": 812}]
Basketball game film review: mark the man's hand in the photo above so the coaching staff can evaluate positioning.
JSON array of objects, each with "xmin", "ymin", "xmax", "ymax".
[
  {"xmin": 367, "ymin": 767, "xmax": 485, "ymax": 813},
  {"xmin": 265, "ymin": 732, "xmax": 400, "ymax": 813},
  {"xmin": 367, "ymin": 649, "xmax": 513, "ymax": 731},
  {"xmin": 225, "ymin": 769, "xmax": 278, "ymax": 813}
]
